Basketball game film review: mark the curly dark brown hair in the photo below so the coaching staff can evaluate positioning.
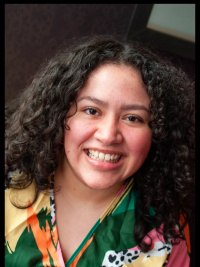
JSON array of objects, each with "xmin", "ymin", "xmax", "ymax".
[{"xmin": 5, "ymin": 35, "xmax": 195, "ymax": 252}]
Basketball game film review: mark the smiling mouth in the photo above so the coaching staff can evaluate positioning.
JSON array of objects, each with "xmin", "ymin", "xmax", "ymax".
[{"xmin": 87, "ymin": 149, "xmax": 121, "ymax": 163}]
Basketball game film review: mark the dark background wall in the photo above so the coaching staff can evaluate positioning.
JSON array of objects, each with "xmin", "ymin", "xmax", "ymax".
[
  {"xmin": 5, "ymin": 4, "xmax": 195, "ymax": 104},
  {"xmin": 5, "ymin": 4, "xmax": 136, "ymax": 104},
  {"xmin": 5, "ymin": 4, "xmax": 195, "ymax": 266}
]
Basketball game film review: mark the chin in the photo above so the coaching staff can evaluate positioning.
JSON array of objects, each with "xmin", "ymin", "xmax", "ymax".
[{"xmin": 83, "ymin": 177, "xmax": 122, "ymax": 191}]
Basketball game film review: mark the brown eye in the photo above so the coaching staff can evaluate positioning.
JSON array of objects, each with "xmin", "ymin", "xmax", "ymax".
[
  {"xmin": 84, "ymin": 108, "xmax": 99, "ymax": 116},
  {"xmin": 126, "ymin": 116, "xmax": 143, "ymax": 123}
]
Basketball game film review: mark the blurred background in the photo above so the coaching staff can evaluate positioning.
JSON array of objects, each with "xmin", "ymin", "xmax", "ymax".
[
  {"xmin": 5, "ymin": 4, "xmax": 195, "ymax": 266},
  {"xmin": 5, "ymin": 4, "xmax": 195, "ymax": 104}
]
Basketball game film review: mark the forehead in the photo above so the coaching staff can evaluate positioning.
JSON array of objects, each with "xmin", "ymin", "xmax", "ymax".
[
  {"xmin": 77, "ymin": 63, "xmax": 150, "ymax": 106},
  {"xmin": 88, "ymin": 63, "xmax": 143, "ymax": 85}
]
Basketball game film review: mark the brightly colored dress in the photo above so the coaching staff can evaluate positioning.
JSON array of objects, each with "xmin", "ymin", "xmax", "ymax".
[{"xmin": 5, "ymin": 171, "xmax": 191, "ymax": 266}]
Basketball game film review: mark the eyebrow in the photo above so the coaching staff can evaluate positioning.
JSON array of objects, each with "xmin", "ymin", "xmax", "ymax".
[
  {"xmin": 77, "ymin": 96, "xmax": 150, "ymax": 113},
  {"xmin": 78, "ymin": 96, "xmax": 107, "ymax": 107}
]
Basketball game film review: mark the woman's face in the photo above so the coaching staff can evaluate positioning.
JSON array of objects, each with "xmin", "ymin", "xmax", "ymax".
[{"xmin": 63, "ymin": 64, "xmax": 152, "ymax": 191}]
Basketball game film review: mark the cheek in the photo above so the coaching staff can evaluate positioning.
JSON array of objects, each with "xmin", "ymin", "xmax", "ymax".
[
  {"xmin": 128, "ymin": 129, "xmax": 152, "ymax": 156},
  {"xmin": 64, "ymin": 119, "xmax": 96, "ymax": 149}
]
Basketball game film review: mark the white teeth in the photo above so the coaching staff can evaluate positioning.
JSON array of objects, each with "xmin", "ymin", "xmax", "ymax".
[
  {"xmin": 99, "ymin": 152, "xmax": 104, "ymax": 161},
  {"xmin": 88, "ymin": 149, "xmax": 121, "ymax": 163},
  {"xmin": 94, "ymin": 151, "xmax": 99, "ymax": 158},
  {"xmin": 105, "ymin": 154, "xmax": 111, "ymax": 161},
  {"xmin": 111, "ymin": 155, "xmax": 115, "ymax": 160}
]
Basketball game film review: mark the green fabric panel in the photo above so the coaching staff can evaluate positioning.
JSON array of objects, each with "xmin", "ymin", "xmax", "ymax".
[
  {"xmin": 5, "ymin": 208, "xmax": 53, "ymax": 267},
  {"xmin": 112, "ymin": 188, "xmax": 135, "ymax": 216},
  {"xmin": 5, "ymin": 224, "xmax": 44, "ymax": 266},
  {"xmin": 149, "ymin": 206, "xmax": 156, "ymax": 216},
  {"xmin": 76, "ymin": 191, "xmax": 137, "ymax": 267},
  {"xmin": 66, "ymin": 219, "xmax": 100, "ymax": 267}
]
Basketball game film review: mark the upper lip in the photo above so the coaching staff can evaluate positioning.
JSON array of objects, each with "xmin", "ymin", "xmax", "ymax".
[{"xmin": 85, "ymin": 148, "xmax": 125, "ymax": 156}]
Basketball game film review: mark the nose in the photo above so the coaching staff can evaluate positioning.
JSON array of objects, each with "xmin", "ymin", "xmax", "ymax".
[{"xmin": 94, "ymin": 116, "xmax": 123, "ymax": 145}]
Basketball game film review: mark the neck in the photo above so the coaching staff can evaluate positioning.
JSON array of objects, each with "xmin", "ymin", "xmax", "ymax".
[{"xmin": 54, "ymin": 160, "xmax": 123, "ymax": 209}]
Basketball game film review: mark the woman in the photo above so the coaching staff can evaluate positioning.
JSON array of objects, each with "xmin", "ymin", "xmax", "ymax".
[{"xmin": 5, "ymin": 35, "xmax": 194, "ymax": 266}]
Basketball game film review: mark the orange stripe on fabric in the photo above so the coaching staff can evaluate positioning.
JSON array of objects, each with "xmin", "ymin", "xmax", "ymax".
[
  {"xmin": 179, "ymin": 213, "xmax": 191, "ymax": 254},
  {"xmin": 70, "ymin": 235, "xmax": 94, "ymax": 267},
  {"xmin": 27, "ymin": 201, "xmax": 60, "ymax": 266}
]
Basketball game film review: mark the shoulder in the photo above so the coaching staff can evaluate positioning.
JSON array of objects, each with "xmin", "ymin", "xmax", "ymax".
[{"xmin": 5, "ymin": 175, "xmax": 51, "ymax": 254}]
